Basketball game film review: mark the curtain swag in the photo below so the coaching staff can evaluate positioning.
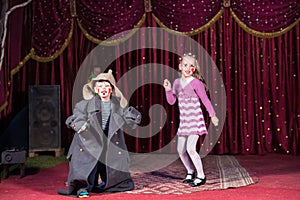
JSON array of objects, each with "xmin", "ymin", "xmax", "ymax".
[
  {"xmin": 230, "ymin": 8, "xmax": 300, "ymax": 38},
  {"xmin": 27, "ymin": 0, "xmax": 300, "ymax": 61},
  {"xmin": 31, "ymin": 19, "xmax": 74, "ymax": 62},
  {"xmin": 9, "ymin": 1, "xmax": 300, "ymax": 63},
  {"xmin": 77, "ymin": 13, "xmax": 147, "ymax": 45},
  {"xmin": 152, "ymin": 10, "xmax": 224, "ymax": 36}
]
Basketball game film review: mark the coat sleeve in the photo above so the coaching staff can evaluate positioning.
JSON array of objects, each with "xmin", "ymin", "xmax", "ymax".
[
  {"xmin": 66, "ymin": 100, "xmax": 90, "ymax": 133},
  {"xmin": 122, "ymin": 106, "xmax": 142, "ymax": 129}
]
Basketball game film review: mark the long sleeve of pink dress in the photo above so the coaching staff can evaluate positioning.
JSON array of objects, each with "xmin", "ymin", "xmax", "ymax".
[{"xmin": 165, "ymin": 78, "xmax": 215, "ymax": 135}]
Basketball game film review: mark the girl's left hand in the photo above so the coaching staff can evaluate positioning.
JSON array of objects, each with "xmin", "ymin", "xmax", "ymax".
[{"xmin": 211, "ymin": 116, "xmax": 219, "ymax": 126}]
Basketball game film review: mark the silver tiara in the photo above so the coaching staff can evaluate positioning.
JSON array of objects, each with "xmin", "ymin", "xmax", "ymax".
[{"xmin": 179, "ymin": 52, "xmax": 196, "ymax": 60}]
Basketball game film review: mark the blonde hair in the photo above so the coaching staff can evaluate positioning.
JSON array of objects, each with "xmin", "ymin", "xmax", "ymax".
[{"xmin": 180, "ymin": 53, "xmax": 207, "ymax": 90}]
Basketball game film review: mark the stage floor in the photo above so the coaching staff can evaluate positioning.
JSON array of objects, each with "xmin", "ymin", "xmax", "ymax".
[{"xmin": 0, "ymin": 153, "xmax": 299, "ymax": 200}]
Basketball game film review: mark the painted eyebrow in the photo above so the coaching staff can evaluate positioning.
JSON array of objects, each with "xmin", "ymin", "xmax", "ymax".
[{"xmin": 95, "ymin": 83, "xmax": 111, "ymax": 86}]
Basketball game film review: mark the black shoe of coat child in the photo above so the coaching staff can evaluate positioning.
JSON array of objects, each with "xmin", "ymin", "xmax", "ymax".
[{"xmin": 92, "ymin": 181, "xmax": 106, "ymax": 192}]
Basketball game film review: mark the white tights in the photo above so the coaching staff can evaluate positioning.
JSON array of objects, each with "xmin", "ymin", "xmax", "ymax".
[{"xmin": 177, "ymin": 135, "xmax": 205, "ymax": 179}]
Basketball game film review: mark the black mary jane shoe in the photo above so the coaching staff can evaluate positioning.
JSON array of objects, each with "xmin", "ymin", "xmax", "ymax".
[
  {"xmin": 182, "ymin": 172, "xmax": 195, "ymax": 184},
  {"xmin": 189, "ymin": 177, "xmax": 206, "ymax": 187}
]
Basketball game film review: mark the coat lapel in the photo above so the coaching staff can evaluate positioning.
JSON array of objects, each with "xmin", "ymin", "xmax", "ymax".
[
  {"xmin": 87, "ymin": 97, "xmax": 103, "ymax": 134},
  {"xmin": 108, "ymin": 98, "xmax": 125, "ymax": 140},
  {"xmin": 87, "ymin": 96, "xmax": 124, "ymax": 140}
]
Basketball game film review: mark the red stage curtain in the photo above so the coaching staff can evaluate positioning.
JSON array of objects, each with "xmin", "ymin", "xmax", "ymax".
[
  {"xmin": 0, "ymin": 0, "xmax": 299, "ymax": 155},
  {"xmin": 231, "ymin": 0, "xmax": 300, "ymax": 33}
]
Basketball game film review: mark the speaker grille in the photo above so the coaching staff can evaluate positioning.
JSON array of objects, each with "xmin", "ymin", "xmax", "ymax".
[{"xmin": 28, "ymin": 85, "xmax": 61, "ymax": 149}]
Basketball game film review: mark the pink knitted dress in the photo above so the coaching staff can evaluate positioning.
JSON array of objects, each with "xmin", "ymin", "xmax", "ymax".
[{"xmin": 166, "ymin": 77, "xmax": 215, "ymax": 136}]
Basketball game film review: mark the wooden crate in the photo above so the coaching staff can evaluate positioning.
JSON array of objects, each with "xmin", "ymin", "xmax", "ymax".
[{"xmin": 28, "ymin": 148, "xmax": 64, "ymax": 157}]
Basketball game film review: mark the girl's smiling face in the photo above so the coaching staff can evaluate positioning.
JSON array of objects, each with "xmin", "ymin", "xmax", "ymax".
[
  {"xmin": 94, "ymin": 81, "xmax": 113, "ymax": 100},
  {"xmin": 179, "ymin": 57, "xmax": 196, "ymax": 77}
]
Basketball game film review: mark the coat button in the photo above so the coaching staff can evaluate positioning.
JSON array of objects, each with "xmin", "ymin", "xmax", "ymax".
[
  {"xmin": 116, "ymin": 141, "xmax": 119, "ymax": 145},
  {"xmin": 118, "ymin": 151, "xmax": 121, "ymax": 155},
  {"xmin": 80, "ymin": 148, "xmax": 83, "ymax": 152}
]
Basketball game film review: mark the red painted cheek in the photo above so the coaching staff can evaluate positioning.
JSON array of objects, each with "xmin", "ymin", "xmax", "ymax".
[
  {"xmin": 191, "ymin": 68, "xmax": 195, "ymax": 73},
  {"xmin": 108, "ymin": 88, "xmax": 112, "ymax": 94}
]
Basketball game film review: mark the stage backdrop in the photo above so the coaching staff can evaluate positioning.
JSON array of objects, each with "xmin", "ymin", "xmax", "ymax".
[{"xmin": 0, "ymin": 0, "xmax": 299, "ymax": 155}]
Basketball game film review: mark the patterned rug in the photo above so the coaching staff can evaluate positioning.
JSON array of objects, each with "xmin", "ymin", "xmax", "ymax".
[{"xmin": 127, "ymin": 155, "xmax": 258, "ymax": 194}]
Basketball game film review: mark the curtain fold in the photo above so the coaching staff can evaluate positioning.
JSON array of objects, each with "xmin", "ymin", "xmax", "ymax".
[{"xmin": 0, "ymin": 0, "xmax": 32, "ymax": 125}]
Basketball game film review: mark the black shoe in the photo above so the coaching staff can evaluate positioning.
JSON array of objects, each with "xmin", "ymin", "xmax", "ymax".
[
  {"xmin": 182, "ymin": 172, "xmax": 195, "ymax": 184},
  {"xmin": 93, "ymin": 181, "xmax": 106, "ymax": 192},
  {"xmin": 189, "ymin": 177, "xmax": 206, "ymax": 187}
]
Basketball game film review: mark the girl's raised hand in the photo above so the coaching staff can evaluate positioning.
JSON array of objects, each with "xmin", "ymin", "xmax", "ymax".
[{"xmin": 163, "ymin": 79, "xmax": 172, "ymax": 91}]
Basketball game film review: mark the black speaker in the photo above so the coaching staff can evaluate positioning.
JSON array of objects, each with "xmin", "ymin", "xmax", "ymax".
[
  {"xmin": 28, "ymin": 85, "xmax": 61, "ymax": 150},
  {"xmin": 1, "ymin": 150, "xmax": 26, "ymax": 164}
]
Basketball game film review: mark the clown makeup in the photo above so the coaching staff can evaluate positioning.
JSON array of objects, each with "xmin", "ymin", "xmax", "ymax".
[
  {"xmin": 94, "ymin": 81, "xmax": 113, "ymax": 101},
  {"xmin": 179, "ymin": 56, "xmax": 196, "ymax": 77}
]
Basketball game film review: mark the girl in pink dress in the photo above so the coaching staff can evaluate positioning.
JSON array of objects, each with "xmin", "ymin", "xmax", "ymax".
[{"xmin": 163, "ymin": 53, "xmax": 219, "ymax": 187}]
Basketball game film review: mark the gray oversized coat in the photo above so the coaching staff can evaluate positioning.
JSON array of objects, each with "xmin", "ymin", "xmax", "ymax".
[{"xmin": 65, "ymin": 96, "xmax": 141, "ymax": 192}]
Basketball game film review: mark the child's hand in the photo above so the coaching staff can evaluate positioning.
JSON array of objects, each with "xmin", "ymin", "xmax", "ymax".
[
  {"xmin": 163, "ymin": 79, "xmax": 172, "ymax": 91},
  {"xmin": 211, "ymin": 116, "xmax": 219, "ymax": 126}
]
